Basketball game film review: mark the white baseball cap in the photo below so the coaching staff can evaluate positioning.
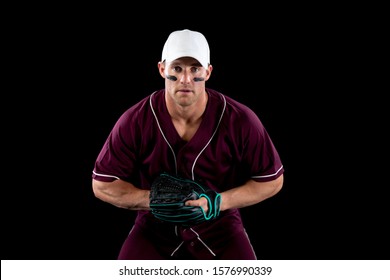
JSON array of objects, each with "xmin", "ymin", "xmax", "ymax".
[{"xmin": 161, "ymin": 29, "xmax": 210, "ymax": 68}]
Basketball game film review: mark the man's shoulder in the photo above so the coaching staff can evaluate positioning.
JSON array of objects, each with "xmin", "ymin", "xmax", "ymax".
[
  {"xmin": 116, "ymin": 90, "xmax": 163, "ymax": 124},
  {"xmin": 125, "ymin": 89, "xmax": 164, "ymax": 112},
  {"xmin": 207, "ymin": 89, "xmax": 254, "ymax": 114}
]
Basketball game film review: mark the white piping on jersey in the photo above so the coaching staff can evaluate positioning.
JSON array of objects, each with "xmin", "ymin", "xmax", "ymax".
[
  {"xmin": 128, "ymin": 225, "xmax": 135, "ymax": 236},
  {"xmin": 251, "ymin": 165, "xmax": 284, "ymax": 179},
  {"xmin": 171, "ymin": 241, "xmax": 185, "ymax": 257},
  {"xmin": 190, "ymin": 228, "xmax": 216, "ymax": 256},
  {"xmin": 175, "ymin": 225, "xmax": 179, "ymax": 236},
  {"xmin": 149, "ymin": 91, "xmax": 178, "ymax": 175},
  {"xmin": 171, "ymin": 227, "xmax": 217, "ymax": 257},
  {"xmin": 191, "ymin": 94, "xmax": 226, "ymax": 180},
  {"xmin": 243, "ymin": 229, "xmax": 258, "ymax": 260},
  {"xmin": 149, "ymin": 91, "xmax": 227, "ymax": 180},
  {"xmin": 92, "ymin": 170, "xmax": 120, "ymax": 180},
  {"xmin": 171, "ymin": 225, "xmax": 183, "ymax": 256}
]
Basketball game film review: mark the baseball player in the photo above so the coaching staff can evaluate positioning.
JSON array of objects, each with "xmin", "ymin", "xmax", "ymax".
[{"xmin": 92, "ymin": 29, "xmax": 284, "ymax": 259}]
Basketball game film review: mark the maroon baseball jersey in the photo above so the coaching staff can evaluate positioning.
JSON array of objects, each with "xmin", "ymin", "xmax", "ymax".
[{"xmin": 92, "ymin": 88, "xmax": 284, "ymax": 259}]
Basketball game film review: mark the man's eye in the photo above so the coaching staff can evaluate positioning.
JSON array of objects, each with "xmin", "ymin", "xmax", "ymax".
[
  {"xmin": 191, "ymin": 67, "xmax": 200, "ymax": 73},
  {"xmin": 173, "ymin": 66, "xmax": 182, "ymax": 72}
]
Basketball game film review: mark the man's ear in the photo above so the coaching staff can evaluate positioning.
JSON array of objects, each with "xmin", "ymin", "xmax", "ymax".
[
  {"xmin": 158, "ymin": 61, "xmax": 166, "ymax": 79},
  {"xmin": 204, "ymin": 64, "xmax": 213, "ymax": 81}
]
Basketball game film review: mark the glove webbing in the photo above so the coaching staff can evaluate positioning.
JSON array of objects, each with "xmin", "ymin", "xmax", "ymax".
[{"xmin": 150, "ymin": 173, "xmax": 222, "ymax": 222}]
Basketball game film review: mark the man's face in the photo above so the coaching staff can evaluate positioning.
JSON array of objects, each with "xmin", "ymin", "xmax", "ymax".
[{"xmin": 159, "ymin": 57, "xmax": 212, "ymax": 107}]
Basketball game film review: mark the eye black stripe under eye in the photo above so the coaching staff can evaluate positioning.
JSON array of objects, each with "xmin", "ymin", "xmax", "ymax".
[
  {"xmin": 166, "ymin": 75, "xmax": 177, "ymax": 81},
  {"xmin": 166, "ymin": 75, "xmax": 204, "ymax": 82}
]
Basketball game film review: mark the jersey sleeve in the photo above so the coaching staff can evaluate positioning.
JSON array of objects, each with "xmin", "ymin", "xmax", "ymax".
[
  {"xmin": 92, "ymin": 105, "xmax": 142, "ymax": 183},
  {"xmin": 240, "ymin": 106, "xmax": 284, "ymax": 182}
]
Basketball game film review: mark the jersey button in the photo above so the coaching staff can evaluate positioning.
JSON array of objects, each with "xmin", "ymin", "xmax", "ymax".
[{"xmin": 190, "ymin": 241, "xmax": 195, "ymax": 246}]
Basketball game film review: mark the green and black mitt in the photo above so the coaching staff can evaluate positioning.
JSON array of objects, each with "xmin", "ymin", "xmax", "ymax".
[{"xmin": 149, "ymin": 173, "xmax": 221, "ymax": 227}]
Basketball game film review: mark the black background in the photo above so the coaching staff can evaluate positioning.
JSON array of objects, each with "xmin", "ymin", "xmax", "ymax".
[{"xmin": 3, "ymin": 5, "xmax": 388, "ymax": 260}]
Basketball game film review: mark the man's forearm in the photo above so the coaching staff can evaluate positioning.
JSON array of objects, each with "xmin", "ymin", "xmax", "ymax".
[
  {"xmin": 92, "ymin": 179, "xmax": 151, "ymax": 210},
  {"xmin": 220, "ymin": 176, "xmax": 283, "ymax": 211}
]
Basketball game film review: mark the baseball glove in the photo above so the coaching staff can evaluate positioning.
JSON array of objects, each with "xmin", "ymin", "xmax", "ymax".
[{"xmin": 149, "ymin": 172, "xmax": 221, "ymax": 227}]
